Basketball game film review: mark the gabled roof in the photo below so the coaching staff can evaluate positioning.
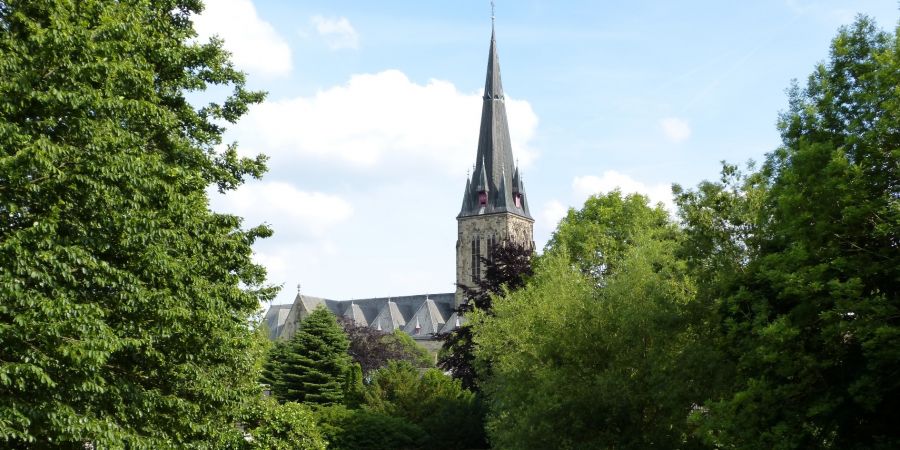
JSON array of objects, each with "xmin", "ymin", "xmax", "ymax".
[
  {"xmin": 459, "ymin": 27, "xmax": 532, "ymax": 221},
  {"xmin": 343, "ymin": 302, "xmax": 368, "ymax": 327},
  {"xmin": 262, "ymin": 304, "xmax": 293, "ymax": 340},
  {"xmin": 438, "ymin": 311, "xmax": 466, "ymax": 334},
  {"xmin": 370, "ymin": 300, "xmax": 407, "ymax": 332},
  {"xmin": 403, "ymin": 298, "xmax": 448, "ymax": 336},
  {"xmin": 264, "ymin": 292, "xmax": 455, "ymax": 341}
]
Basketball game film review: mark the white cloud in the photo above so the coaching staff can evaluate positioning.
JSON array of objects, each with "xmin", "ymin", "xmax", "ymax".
[
  {"xmin": 209, "ymin": 181, "xmax": 353, "ymax": 237},
  {"xmin": 539, "ymin": 200, "xmax": 569, "ymax": 231},
  {"xmin": 234, "ymin": 70, "xmax": 539, "ymax": 174},
  {"xmin": 572, "ymin": 171, "xmax": 674, "ymax": 212},
  {"xmin": 659, "ymin": 117, "xmax": 691, "ymax": 143},
  {"xmin": 193, "ymin": 0, "xmax": 292, "ymax": 77},
  {"xmin": 310, "ymin": 15, "xmax": 360, "ymax": 50}
]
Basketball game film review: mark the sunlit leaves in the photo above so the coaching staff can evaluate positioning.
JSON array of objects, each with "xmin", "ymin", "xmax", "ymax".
[{"xmin": 0, "ymin": 0, "xmax": 273, "ymax": 446}]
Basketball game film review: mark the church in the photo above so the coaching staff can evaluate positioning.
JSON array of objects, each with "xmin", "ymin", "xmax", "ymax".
[{"xmin": 264, "ymin": 26, "xmax": 534, "ymax": 351}]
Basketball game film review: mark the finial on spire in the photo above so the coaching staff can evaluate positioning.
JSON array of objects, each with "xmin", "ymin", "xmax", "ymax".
[
  {"xmin": 296, "ymin": 283, "xmax": 301, "ymax": 294},
  {"xmin": 491, "ymin": 0, "xmax": 495, "ymax": 28}
]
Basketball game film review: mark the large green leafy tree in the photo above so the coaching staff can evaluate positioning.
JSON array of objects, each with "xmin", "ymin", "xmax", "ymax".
[
  {"xmin": 0, "ymin": 0, "xmax": 274, "ymax": 447},
  {"xmin": 474, "ymin": 192, "xmax": 709, "ymax": 449},
  {"xmin": 274, "ymin": 307, "xmax": 352, "ymax": 405},
  {"xmin": 547, "ymin": 189, "xmax": 672, "ymax": 279},
  {"xmin": 363, "ymin": 361, "xmax": 487, "ymax": 449},
  {"xmin": 692, "ymin": 16, "xmax": 899, "ymax": 449}
]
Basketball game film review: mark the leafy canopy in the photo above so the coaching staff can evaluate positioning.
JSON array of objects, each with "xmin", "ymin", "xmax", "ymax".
[
  {"xmin": 0, "ymin": 0, "xmax": 273, "ymax": 447},
  {"xmin": 474, "ymin": 193, "xmax": 705, "ymax": 449},
  {"xmin": 691, "ymin": 16, "xmax": 900, "ymax": 449}
]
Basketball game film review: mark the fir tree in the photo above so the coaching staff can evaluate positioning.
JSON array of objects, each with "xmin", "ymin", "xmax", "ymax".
[{"xmin": 278, "ymin": 306, "xmax": 352, "ymax": 405}]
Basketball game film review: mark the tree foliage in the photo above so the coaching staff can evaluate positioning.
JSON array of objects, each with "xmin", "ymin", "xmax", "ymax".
[
  {"xmin": 338, "ymin": 317, "xmax": 432, "ymax": 375},
  {"xmin": 473, "ymin": 193, "xmax": 706, "ymax": 449},
  {"xmin": 240, "ymin": 398, "xmax": 326, "ymax": 450},
  {"xmin": 689, "ymin": 16, "xmax": 900, "ymax": 449},
  {"xmin": 273, "ymin": 307, "xmax": 352, "ymax": 405},
  {"xmin": 438, "ymin": 240, "xmax": 532, "ymax": 390},
  {"xmin": 363, "ymin": 361, "xmax": 487, "ymax": 449},
  {"xmin": 314, "ymin": 404, "xmax": 427, "ymax": 450},
  {"xmin": 0, "ymin": 0, "xmax": 273, "ymax": 446},
  {"xmin": 546, "ymin": 190, "xmax": 672, "ymax": 279}
]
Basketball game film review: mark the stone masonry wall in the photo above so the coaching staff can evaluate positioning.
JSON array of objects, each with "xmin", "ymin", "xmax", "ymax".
[{"xmin": 455, "ymin": 212, "xmax": 534, "ymax": 307}]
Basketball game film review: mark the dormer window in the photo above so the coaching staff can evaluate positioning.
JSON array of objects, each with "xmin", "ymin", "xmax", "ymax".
[
  {"xmin": 514, "ymin": 193, "xmax": 522, "ymax": 208},
  {"xmin": 478, "ymin": 191, "xmax": 487, "ymax": 206}
]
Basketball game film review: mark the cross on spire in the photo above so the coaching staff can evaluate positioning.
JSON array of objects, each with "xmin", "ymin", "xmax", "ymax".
[{"xmin": 491, "ymin": 0, "xmax": 495, "ymax": 27}]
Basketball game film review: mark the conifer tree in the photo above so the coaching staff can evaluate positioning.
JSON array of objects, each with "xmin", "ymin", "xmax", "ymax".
[{"xmin": 278, "ymin": 306, "xmax": 352, "ymax": 405}]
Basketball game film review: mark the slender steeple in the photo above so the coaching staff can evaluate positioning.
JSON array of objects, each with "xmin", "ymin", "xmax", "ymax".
[{"xmin": 458, "ymin": 24, "xmax": 532, "ymax": 220}]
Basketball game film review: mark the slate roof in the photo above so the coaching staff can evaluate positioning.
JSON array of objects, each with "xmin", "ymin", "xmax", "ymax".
[
  {"xmin": 264, "ymin": 304, "xmax": 292, "ymax": 339},
  {"xmin": 371, "ymin": 300, "xmax": 407, "ymax": 332},
  {"xmin": 403, "ymin": 298, "xmax": 448, "ymax": 336},
  {"xmin": 459, "ymin": 27, "xmax": 532, "ymax": 220},
  {"xmin": 263, "ymin": 292, "xmax": 457, "ymax": 341}
]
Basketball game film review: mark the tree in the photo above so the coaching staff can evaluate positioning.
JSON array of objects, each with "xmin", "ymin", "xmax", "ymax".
[
  {"xmin": 240, "ymin": 397, "xmax": 326, "ymax": 450},
  {"xmin": 276, "ymin": 306, "xmax": 352, "ymax": 405},
  {"xmin": 0, "ymin": 0, "xmax": 273, "ymax": 446},
  {"xmin": 313, "ymin": 404, "xmax": 428, "ymax": 450},
  {"xmin": 338, "ymin": 318, "xmax": 432, "ymax": 375},
  {"xmin": 692, "ymin": 16, "xmax": 900, "ymax": 449},
  {"xmin": 438, "ymin": 240, "xmax": 532, "ymax": 390},
  {"xmin": 261, "ymin": 340, "xmax": 288, "ymax": 393},
  {"xmin": 473, "ymin": 193, "xmax": 707, "ymax": 449},
  {"xmin": 546, "ymin": 189, "xmax": 672, "ymax": 279},
  {"xmin": 364, "ymin": 361, "xmax": 487, "ymax": 449}
]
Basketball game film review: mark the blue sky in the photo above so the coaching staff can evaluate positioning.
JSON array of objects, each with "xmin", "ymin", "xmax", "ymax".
[{"xmin": 197, "ymin": 1, "xmax": 899, "ymax": 305}]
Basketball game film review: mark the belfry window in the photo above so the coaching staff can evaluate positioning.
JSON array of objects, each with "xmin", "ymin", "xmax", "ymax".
[
  {"xmin": 471, "ymin": 237, "xmax": 481, "ymax": 282},
  {"xmin": 487, "ymin": 235, "xmax": 497, "ymax": 264}
]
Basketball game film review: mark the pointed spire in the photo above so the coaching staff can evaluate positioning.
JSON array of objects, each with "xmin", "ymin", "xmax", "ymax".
[
  {"xmin": 460, "ymin": 176, "xmax": 472, "ymax": 211},
  {"xmin": 496, "ymin": 167, "xmax": 508, "ymax": 204},
  {"xmin": 475, "ymin": 155, "xmax": 490, "ymax": 193},
  {"xmin": 512, "ymin": 165, "xmax": 524, "ymax": 194},
  {"xmin": 484, "ymin": 27, "xmax": 503, "ymax": 100},
  {"xmin": 457, "ymin": 15, "xmax": 532, "ymax": 220}
]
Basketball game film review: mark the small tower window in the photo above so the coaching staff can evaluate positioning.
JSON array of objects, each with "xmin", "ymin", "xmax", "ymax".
[
  {"xmin": 514, "ymin": 194, "xmax": 522, "ymax": 208},
  {"xmin": 478, "ymin": 191, "xmax": 487, "ymax": 206}
]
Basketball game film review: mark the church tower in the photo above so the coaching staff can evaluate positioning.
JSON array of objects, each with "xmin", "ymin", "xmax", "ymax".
[{"xmin": 456, "ymin": 26, "xmax": 534, "ymax": 307}]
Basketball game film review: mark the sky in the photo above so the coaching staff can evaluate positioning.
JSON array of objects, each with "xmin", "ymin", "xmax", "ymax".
[{"xmin": 196, "ymin": 0, "xmax": 900, "ymax": 306}]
